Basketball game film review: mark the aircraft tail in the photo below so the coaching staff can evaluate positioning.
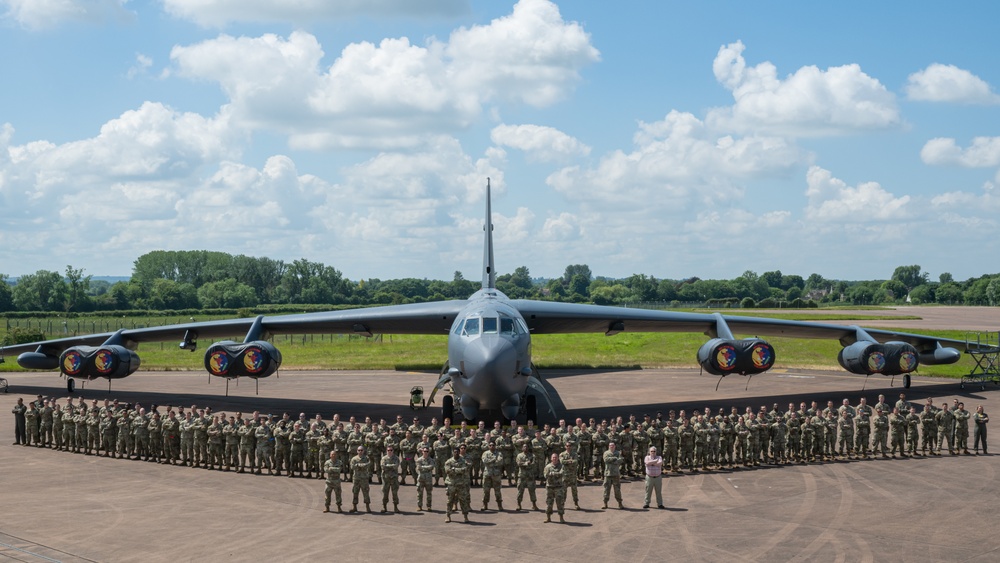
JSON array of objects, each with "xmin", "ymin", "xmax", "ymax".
[{"xmin": 482, "ymin": 178, "xmax": 496, "ymax": 290}]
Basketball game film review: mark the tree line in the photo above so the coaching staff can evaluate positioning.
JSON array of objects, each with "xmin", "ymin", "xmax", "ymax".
[{"xmin": 1, "ymin": 251, "xmax": 999, "ymax": 314}]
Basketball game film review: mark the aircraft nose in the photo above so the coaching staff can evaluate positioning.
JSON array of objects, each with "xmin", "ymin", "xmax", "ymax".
[{"xmin": 464, "ymin": 335, "xmax": 517, "ymax": 381}]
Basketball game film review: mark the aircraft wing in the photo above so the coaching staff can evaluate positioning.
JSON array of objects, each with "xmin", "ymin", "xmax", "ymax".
[
  {"xmin": 0, "ymin": 300, "xmax": 468, "ymax": 358},
  {"xmin": 510, "ymin": 300, "xmax": 979, "ymax": 352}
]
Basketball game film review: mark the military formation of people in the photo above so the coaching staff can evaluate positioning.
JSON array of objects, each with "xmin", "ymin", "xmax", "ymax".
[{"xmin": 11, "ymin": 392, "xmax": 991, "ymax": 524}]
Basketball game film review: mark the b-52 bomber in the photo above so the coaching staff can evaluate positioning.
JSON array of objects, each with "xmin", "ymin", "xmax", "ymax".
[{"xmin": 0, "ymin": 180, "xmax": 979, "ymax": 422}]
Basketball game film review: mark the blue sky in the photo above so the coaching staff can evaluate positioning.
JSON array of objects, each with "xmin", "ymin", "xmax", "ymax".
[{"xmin": 1, "ymin": 0, "xmax": 998, "ymax": 283}]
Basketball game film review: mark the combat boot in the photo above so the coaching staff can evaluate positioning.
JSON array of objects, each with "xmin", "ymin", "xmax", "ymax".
[
  {"xmin": 446, "ymin": 513, "xmax": 452, "ymax": 523},
  {"xmin": 324, "ymin": 506, "xmax": 330, "ymax": 513},
  {"xmin": 517, "ymin": 503, "xmax": 523, "ymax": 511},
  {"xmin": 381, "ymin": 504, "xmax": 388, "ymax": 513},
  {"xmin": 545, "ymin": 512, "xmax": 552, "ymax": 523},
  {"xmin": 337, "ymin": 505, "xmax": 343, "ymax": 513},
  {"xmin": 575, "ymin": 502, "xmax": 580, "ymax": 510},
  {"xmin": 602, "ymin": 502, "xmax": 608, "ymax": 509},
  {"xmin": 497, "ymin": 501, "xmax": 503, "ymax": 511},
  {"xmin": 618, "ymin": 501, "xmax": 625, "ymax": 509},
  {"xmin": 463, "ymin": 514, "xmax": 469, "ymax": 523},
  {"xmin": 559, "ymin": 514, "xmax": 565, "ymax": 523},
  {"xmin": 427, "ymin": 504, "xmax": 431, "ymax": 511},
  {"xmin": 350, "ymin": 505, "xmax": 358, "ymax": 513},
  {"xmin": 365, "ymin": 503, "xmax": 372, "ymax": 513}
]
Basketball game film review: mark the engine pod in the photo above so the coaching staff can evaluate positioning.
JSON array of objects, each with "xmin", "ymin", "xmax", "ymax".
[
  {"xmin": 204, "ymin": 340, "xmax": 282, "ymax": 378},
  {"xmin": 698, "ymin": 338, "xmax": 775, "ymax": 376},
  {"xmin": 59, "ymin": 345, "xmax": 141, "ymax": 380}
]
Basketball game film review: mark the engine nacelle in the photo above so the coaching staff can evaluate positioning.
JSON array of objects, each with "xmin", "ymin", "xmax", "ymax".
[
  {"xmin": 204, "ymin": 340, "xmax": 282, "ymax": 379},
  {"xmin": 838, "ymin": 341, "xmax": 918, "ymax": 375},
  {"xmin": 59, "ymin": 345, "xmax": 141, "ymax": 380},
  {"xmin": 697, "ymin": 338, "xmax": 775, "ymax": 376}
]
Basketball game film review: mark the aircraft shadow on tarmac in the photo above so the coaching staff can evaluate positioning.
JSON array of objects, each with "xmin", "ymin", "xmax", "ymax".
[{"xmin": 5, "ymin": 376, "xmax": 982, "ymax": 426}]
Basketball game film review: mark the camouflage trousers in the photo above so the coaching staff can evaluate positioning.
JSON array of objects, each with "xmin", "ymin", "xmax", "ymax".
[
  {"xmin": 545, "ymin": 485, "xmax": 566, "ymax": 515},
  {"xmin": 890, "ymin": 431, "xmax": 905, "ymax": 454},
  {"xmin": 416, "ymin": 476, "xmax": 433, "ymax": 509},
  {"xmin": 352, "ymin": 479, "xmax": 371, "ymax": 505},
  {"xmin": 446, "ymin": 483, "xmax": 470, "ymax": 516},
  {"xmin": 381, "ymin": 476, "xmax": 399, "ymax": 507},
  {"xmin": 838, "ymin": 432, "xmax": 853, "ymax": 455},
  {"xmin": 603, "ymin": 475, "xmax": 622, "ymax": 503},
  {"xmin": 516, "ymin": 476, "xmax": 537, "ymax": 505},
  {"xmin": 482, "ymin": 474, "xmax": 502, "ymax": 506},
  {"xmin": 325, "ymin": 479, "xmax": 342, "ymax": 508}
]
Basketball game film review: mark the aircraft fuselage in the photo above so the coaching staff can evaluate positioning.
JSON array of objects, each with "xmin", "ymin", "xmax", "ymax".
[{"xmin": 446, "ymin": 287, "xmax": 532, "ymax": 420}]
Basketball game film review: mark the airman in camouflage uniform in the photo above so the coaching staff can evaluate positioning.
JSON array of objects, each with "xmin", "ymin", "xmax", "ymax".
[
  {"xmin": 542, "ymin": 453, "xmax": 567, "ymax": 523},
  {"xmin": 445, "ymin": 446, "xmax": 471, "ymax": 523},
  {"xmin": 306, "ymin": 423, "xmax": 323, "ymax": 478},
  {"xmin": 889, "ymin": 407, "xmax": 907, "ymax": 457},
  {"xmin": 415, "ymin": 446, "xmax": 435, "ymax": 511},
  {"xmin": 602, "ymin": 442, "xmax": 625, "ymax": 509},
  {"xmin": 40, "ymin": 400, "xmax": 54, "ymax": 447},
  {"xmin": 254, "ymin": 418, "xmax": 274, "ymax": 475},
  {"xmin": 433, "ymin": 433, "xmax": 451, "ymax": 486},
  {"xmin": 380, "ymin": 445, "xmax": 401, "ymax": 513},
  {"xmin": 515, "ymin": 443, "xmax": 538, "ymax": 511},
  {"xmin": 953, "ymin": 403, "xmax": 971, "ymax": 454},
  {"xmin": 558, "ymin": 442, "xmax": 580, "ymax": 509},
  {"xmin": 920, "ymin": 405, "xmax": 938, "ymax": 455},
  {"xmin": 771, "ymin": 416, "xmax": 787, "ymax": 464},
  {"xmin": 872, "ymin": 408, "xmax": 889, "ymax": 458},
  {"xmin": 838, "ymin": 410, "xmax": 854, "ymax": 458},
  {"xmin": 148, "ymin": 412, "xmax": 163, "ymax": 462},
  {"xmin": 936, "ymin": 405, "xmax": 956, "ymax": 454},
  {"xmin": 905, "ymin": 406, "xmax": 920, "ymax": 456},
  {"xmin": 270, "ymin": 420, "xmax": 289, "ymax": 476},
  {"xmin": 207, "ymin": 415, "xmax": 224, "ymax": 469},
  {"xmin": 349, "ymin": 446, "xmax": 372, "ymax": 513},
  {"xmin": 289, "ymin": 421, "xmax": 306, "ymax": 477},
  {"xmin": 480, "ymin": 441, "xmax": 504, "ymax": 510},
  {"xmin": 678, "ymin": 418, "xmax": 695, "ymax": 471},
  {"xmin": 162, "ymin": 411, "xmax": 180, "ymax": 464},
  {"xmin": 323, "ymin": 451, "xmax": 344, "ymax": 513},
  {"xmin": 399, "ymin": 430, "xmax": 419, "ymax": 486},
  {"xmin": 24, "ymin": 402, "xmax": 40, "ymax": 447},
  {"xmin": 855, "ymin": 409, "xmax": 871, "ymax": 458},
  {"xmin": 591, "ymin": 427, "xmax": 609, "ymax": 480},
  {"xmin": 100, "ymin": 412, "xmax": 116, "ymax": 457}
]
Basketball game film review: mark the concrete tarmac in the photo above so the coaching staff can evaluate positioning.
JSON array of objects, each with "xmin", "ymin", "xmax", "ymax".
[{"xmin": 1, "ymin": 368, "xmax": 997, "ymax": 562}]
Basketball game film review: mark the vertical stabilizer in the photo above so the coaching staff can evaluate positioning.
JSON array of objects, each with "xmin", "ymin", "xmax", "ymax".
[{"xmin": 482, "ymin": 178, "xmax": 496, "ymax": 289}]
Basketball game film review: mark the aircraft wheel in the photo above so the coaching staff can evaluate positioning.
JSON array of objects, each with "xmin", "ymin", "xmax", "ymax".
[
  {"xmin": 525, "ymin": 395, "xmax": 537, "ymax": 424},
  {"xmin": 67, "ymin": 377, "xmax": 76, "ymax": 393},
  {"xmin": 903, "ymin": 374, "xmax": 911, "ymax": 389},
  {"xmin": 442, "ymin": 395, "xmax": 454, "ymax": 423}
]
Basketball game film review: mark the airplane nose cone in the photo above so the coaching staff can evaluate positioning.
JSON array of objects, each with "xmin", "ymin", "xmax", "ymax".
[
  {"xmin": 461, "ymin": 336, "xmax": 519, "ymax": 409},
  {"xmin": 465, "ymin": 335, "xmax": 517, "ymax": 378}
]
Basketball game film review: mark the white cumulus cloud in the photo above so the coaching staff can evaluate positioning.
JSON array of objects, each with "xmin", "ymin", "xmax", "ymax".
[
  {"xmin": 162, "ymin": 0, "xmax": 467, "ymax": 27},
  {"xmin": 804, "ymin": 165, "xmax": 910, "ymax": 222},
  {"xmin": 708, "ymin": 40, "xmax": 900, "ymax": 136},
  {"xmin": 491, "ymin": 124, "xmax": 590, "ymax": 162},
  {"xmin": 920, "ymin": 136, "xmax": 1000, "ymax": 167},
  {"xmin": 169, "ymin": 0, "xmax": 599, "ymax": 150},
  {"xmin": 1, "ymin": 0, "xmax": 132, "ymax": 29},
  {"xmin": 905, "ymin": 63, "xmax": 1000, "ymax": 104},
  {"xmin": 548, "ymin": 110, "xmax": 805, "ymax": 209}
]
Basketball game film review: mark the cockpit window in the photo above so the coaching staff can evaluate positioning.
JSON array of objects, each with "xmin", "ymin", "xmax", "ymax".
[
  {"xmin": 462, "ymin": 318, "xmax": 480, "ymax": 336},
  {"xmin": 482, "ymin": 317, "xmax": 498, "ymax": 334},
  {"xmin": 500, "ymin": 317, "xmax": 515, "ymax": 335}
]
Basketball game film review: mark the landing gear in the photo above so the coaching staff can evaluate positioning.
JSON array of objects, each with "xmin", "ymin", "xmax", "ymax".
[
  {"xmin": 903, "ymin": 373, "xmax": 911, "ymax": 389},
  {"xmin": 67, "ymin": 377, "xmax": 75, "ymax": 393},
  {"xmin": 525, "ymin": 395, "xmax": 537, "ymax": 424}
]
